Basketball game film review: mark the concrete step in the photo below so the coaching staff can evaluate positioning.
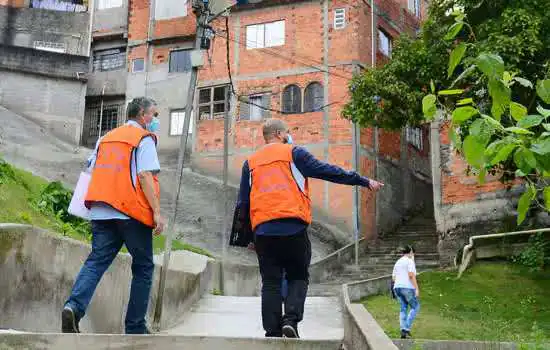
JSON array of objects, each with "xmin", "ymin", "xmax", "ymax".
[{"xmin": 165, "ymin": 296, "xmax": 344, "ymax": 341}]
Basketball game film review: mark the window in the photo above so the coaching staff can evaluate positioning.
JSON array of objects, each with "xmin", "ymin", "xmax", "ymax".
[
  {"xmin": 408, "ymin": 0, "xmax": 421, "ymax": 17},
  {"xmin": 304, "ymin": 82, "xmax": 324, "ymax": 112},
  {"xmin": 198, "ymin": 85, "xmax": 230, "ymax": 120},
  {"xmin": 240, "ymin": 94, "xmax": 271, "ymax": 121},
  {"xmin": 155, "ymin": 0, "xmax": 187, "ymax": 20},
  {"xmin": 93, "ymin": 48, "xmax": 126, "ymax": 72},
  {"xmin": 406, "ymin": 126, "xmax": 423, "ymax": 150},
  {"xmin": 132, "ymin": 58, "xmax": 145, "ymax": 73},
  {"xmin": 170, "ymin": 110, "xmax": 194, "ymax": 136},
  {"xmin": 246, "ymin": 20, "xmax": 285, "ymax": 49},
  {"xmin": 98, "ymin": 0, "xmax": 122, "ymax": 10},
  {"xmin": 33, "ymin": 41, "xmax": 66, "ymax": 53},
  {"xmin": 169, "ymin": 49, "xmax": 192, "ymax": 73},
  {"xmin": 334, "ymin": 8, "xmax": 346, "ymax": 29},
  {"xmin": 378, "ymin": 29, "xmax": 392, "ymax": 57},
  {"xmin": 282, "ymin": 85, "xmax": 302, "ymax": 114}
]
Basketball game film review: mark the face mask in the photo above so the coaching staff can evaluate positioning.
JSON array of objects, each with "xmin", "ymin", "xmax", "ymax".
[
  {"xmin": 146, "ymin": 117, "xmax": 160, "ymax": 133},
  {"xmin": 286, "ymin": 134, "xmax": 293, "ymax": 145}
]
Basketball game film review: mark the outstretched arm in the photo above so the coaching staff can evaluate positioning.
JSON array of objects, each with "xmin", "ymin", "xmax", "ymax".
[{"xmin": 292, "ymin": 146, "xmax": 383, "ymax": 190}]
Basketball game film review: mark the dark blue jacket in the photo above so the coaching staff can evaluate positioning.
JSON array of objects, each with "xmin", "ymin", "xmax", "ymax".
[{"xmin": 237, "ymin": 145, "xmax": 371, "ymax": 236}]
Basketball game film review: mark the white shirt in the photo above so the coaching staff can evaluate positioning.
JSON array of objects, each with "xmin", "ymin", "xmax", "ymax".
[{"xmin": 392, "ymin": 255, "xmax": 417, "ymax": 290}]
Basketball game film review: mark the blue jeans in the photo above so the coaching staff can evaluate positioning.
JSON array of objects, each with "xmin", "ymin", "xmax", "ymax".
[
  {"xmin": 64, "ymin": 219, "xmax": 154, "ymax": 334},
  {"xmin": 394, "ymin": 288, "xmax": 420, "ymax": 331}
]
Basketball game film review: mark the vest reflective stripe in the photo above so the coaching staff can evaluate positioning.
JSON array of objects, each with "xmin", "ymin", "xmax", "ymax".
[
  {"xmin": 248, "ymin": 143, "xmax": 312, "ymax": 230},
  {"xmin": 84, "ymin": 125, "xmax": 160, "ymax": 228}
]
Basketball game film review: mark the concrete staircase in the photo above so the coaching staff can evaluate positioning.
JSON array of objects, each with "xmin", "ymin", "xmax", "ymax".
[{"xmin": 309, "ymin": 216, "xmax": 440, "ymax": 296}]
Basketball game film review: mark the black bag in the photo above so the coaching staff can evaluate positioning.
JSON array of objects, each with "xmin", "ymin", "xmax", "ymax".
[{"xmin": 229, "ymin": 205, "xmax": 253, "ymax": 247}]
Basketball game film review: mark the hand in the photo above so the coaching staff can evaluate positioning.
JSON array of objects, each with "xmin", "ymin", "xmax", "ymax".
[
  {"xmin": 415, "ymin": 289, "xmax": 420, "ymax": 298},
  {"xmin": 153, "ymin": 212, "xmax": 166, "ymax": 236},
  {"xmin": 368, "ymin": 180, "xmax": 384, "ymax": 191}
]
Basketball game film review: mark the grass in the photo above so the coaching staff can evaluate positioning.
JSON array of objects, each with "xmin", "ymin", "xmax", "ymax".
[
  {"xmin": 362, "ymin": 261, "xmax": 550, "ymax": 343},
  {"xmin": 0, "ymin": 161, "xmax": 212, "ymax": 257}
]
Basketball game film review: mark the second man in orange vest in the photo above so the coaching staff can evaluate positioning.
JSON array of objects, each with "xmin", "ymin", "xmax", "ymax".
[{"xmin": 237, "ymin": 118, "xmax": 383, "ymax": 338}]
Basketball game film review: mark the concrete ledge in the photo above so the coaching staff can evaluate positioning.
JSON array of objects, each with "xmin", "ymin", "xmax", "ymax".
[
  {"xmin": 342, "ymin": 284, "xmax": 398, "ymax": 350},
  {"xmin": 394, "ymin": 339, "xmax": 549, "ymax": 350},
  {"xmin": 457, "ymin": 228, "xmax": 550, "ymax": 278},
  {"xmin": 346, "ymin": 275, "xmax": 393, "ymax": 303},
  {"xmin": 309, "ymin": 238, "xmax": 367, "ymax": 284},
  {"xmin": 0, "ymin": 333, "xmax": 342, "ymax": 350},
  {"xmin": 0, "ymin": 224, "xmax": 214, "ymax": 333}
]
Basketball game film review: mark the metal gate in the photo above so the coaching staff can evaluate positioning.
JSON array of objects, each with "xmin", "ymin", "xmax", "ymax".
[{"xmin": 82, "ymin": 103, "xmax": 126, "ymax": 148}]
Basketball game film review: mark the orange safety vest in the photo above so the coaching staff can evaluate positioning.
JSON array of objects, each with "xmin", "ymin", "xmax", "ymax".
[
  {"xmin": 248, "ymin": 143, "xmax": 312, "ymax": 231},
  {"xmin": 84, "ymin": 124, "xmax": 160, "ymax": 228}
]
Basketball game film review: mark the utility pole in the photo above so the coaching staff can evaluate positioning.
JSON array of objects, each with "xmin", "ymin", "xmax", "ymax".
[{"xmin": 152, "ymin": 0, "xmax": 208, "ymax": 332}]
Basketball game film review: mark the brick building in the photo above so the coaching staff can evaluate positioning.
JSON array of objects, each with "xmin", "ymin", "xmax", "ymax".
[{"xmin": 191, "ymin": 0, "xmax": 433, "ymax": 241}]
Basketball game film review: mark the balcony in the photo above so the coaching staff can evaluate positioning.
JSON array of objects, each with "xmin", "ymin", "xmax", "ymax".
[{"xmin": 30, "ymin": 0, "xmax": 87, "ymax": 12}]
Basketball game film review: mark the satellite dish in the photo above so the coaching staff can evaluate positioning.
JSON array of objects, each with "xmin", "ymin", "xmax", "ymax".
[{"xmin": 207, "ymin": 0, "xmax": 262, "ymax": 16}]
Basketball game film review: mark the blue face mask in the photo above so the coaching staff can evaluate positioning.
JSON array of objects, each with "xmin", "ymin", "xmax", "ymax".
[
  {"xmin": 286, "ymin": 134, "xmax": 293, "ymax": 145},
  {"xmin": 146, "ymin": 117, "xmax": 160, "ymax": 133}
]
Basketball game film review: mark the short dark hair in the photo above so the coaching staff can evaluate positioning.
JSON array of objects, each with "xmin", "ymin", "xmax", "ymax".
[
  {"xmin": 127, "ymin": 97, "xmax": 157, "ymax": 120},
  {"xmin": 401, "ymin": 245, "xmax": 415, "ymax": 254}
]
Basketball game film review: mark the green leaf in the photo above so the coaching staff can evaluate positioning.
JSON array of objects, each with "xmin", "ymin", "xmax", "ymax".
[
  {"xmin": 469, "ymin": 118, "xmax": 494, "ymax": 146},
  {"xmin": 476, "ymin": 53, "xmax": 505, "ymax": 78},
  {"xmin": 452, "ymin": 106, "xmax": 478, "ymax": 124},
  {"xmin": 531, "ymin": 138, "xmax": 550, "ymax": 155},
  {"xmin": 439, "ymin": 89, "xmax": 464, "ymax": 96},
  {"xmin": 505, "ymin": 127, "xmax": 534, "ymax": 135},
  {"xmin": 422, "ymin": 94, "xmax": 437, "ymax": 119},
  {"xmin": 457, "ymin": 98, "xmax": 473, "ymax": 106},
  {"xmin": 537, "ymin": 105, "xmax": 550, "ymax": 118},
  {"xmin": 544, "ymin": 187, "xmax": 550, "ymax": 211},
  {"xmin": 463, "ymin": 135, "xmax": 485, "ymax": 168},
  {"xmin": 449, "ymin": 127, "xmax": 461, "ymax": 149},
  {"xmin": 517, "ymin": 185, "xmax": 536, "ymax": 225},
  {"xmin": 448, "ymin": 43, "xmax": 467, "ymax": 78},
  {"xmin": 542, "ymin": 132, "xmax": 550, "ymax": 138},
  {"xmin": 445, "ymin": 22, "xmax": 464, "ymax": 41},
  {"xmin": 488, "ymin": 78, "xmax": 511, "ymax": 120},
  {"xmin": 513, "ymin": 77, "xmax": 533, "ymax": 88},
  {"xmin": 514, "ymin": 147, "xmax": 537, "ymax": 174},
  {"xmin": 482, "ymin": 114, "xmax": 504, "ymax": 130},
  {"xmin": 544, "ymin": 124, "xmax": 550, "ymax": 131},
  {"xmin": 430, "ymin": 80, "xmax": 435, "ymax": 94},
  {"xmin": 517, "ymin": 114, "xmax": 544, "ymax": 129},
  {"xmin": 536, "ymin": 80, "xmax": 550, "ymax": 104},
  {"xmin": 478, "ymin": 168, "xmax": 487, "ymax": 184},
  {"xmin": 489, "ymin": 143, "xmax": 517, "ymax": 165},
  {"xmin": 510, "ymin": 102, "xmax": 528, "ymax": 121},
  {"xmin": 503, "ymin": 71, "xmax": 512, "ymax": 84},
  {"xmin": 451, "ymin": 65, "xmax": 476, "ymax": 87}
]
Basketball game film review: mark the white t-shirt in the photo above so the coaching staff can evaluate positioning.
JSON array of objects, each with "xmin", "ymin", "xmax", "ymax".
[{"xmin": 392, "ymin": 256, "xmax": 417, "ymax": 290}]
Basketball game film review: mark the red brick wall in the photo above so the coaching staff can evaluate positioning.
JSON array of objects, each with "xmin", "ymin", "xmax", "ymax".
[
  {"xmin": 378, "ymin": 129, "xmax": 401, "ymax": 161},
  {"xmin": 127, "ymin": 45, "xmax": 147, "ymax": 70},
  {"xmin": 128, "ymin": 0, "xmax": 150, "ymax": 41},
  {"xmin": 154, "ymin": 15, "xmax": 196, "ymax": 39}
]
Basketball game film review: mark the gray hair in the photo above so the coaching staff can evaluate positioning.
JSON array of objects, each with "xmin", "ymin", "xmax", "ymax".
[
  {"xmin": 262, "ymin": 118, "xmax": 288, "ymax": 139},
  {"xmin": 127, "ymin": 97, "xmax": 157, "ymax": 120}
]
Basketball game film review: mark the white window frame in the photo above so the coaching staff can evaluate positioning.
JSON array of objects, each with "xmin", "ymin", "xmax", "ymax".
[
  {"xmin": 408, "ymin": 0, "xmax": 421, "ymax": 17},
  {"xmin": 248, "ymin": 94, "xmax": 266, "ymax": 121},
  {"xmin": 132, "ymin": 58, "xmax": 145, "ymax": 73},
  {"xmin": 334, "ymin": 8, "xmax": 346, "ymax": 30},
  {"xmin": 246, "ymin": 20, "xmax": 285, "ymax": 50},
  {"xmin": 98, "ymin": 0, "xmax": 123, "ymax": 10},
  {"xmin": 406, "ymin": 126, "xmax": 423, "ymax": 150},
  {"xmin": 378, "ymin": 29, "xmax": 392, "ymax": 57},
  {"xmin": 170, "ymin": 110, "xmax": 194, "ymax": 136},
  {"xmin": 33, "ymin": 41, "xmax": 66, "ymax": 53}
]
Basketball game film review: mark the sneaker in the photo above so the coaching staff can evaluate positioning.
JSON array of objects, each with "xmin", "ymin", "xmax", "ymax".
[
  {"xmin": 61, "ymin": 306, "xmax": 80, "ymax": 333},
  {"xmin": 282, "ymin": 324, "xmax": 299, "ymax": 339},
  {"xmin": 400, "ymin": 329, "xmax": 407, "ymax": 339}
]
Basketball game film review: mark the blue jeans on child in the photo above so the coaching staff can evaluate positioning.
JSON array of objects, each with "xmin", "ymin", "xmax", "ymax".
[{"xmin": 394, "ymin": 288, "xmax": 420, "ymax": 331}]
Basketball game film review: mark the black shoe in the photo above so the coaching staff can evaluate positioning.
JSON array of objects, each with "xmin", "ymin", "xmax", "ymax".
[
  {"xmin": 400, "ymin": 329, "xmax": 407, "ymax": 339},
  {"xmin": 61, "ymin": 307, "xmax": 80, "ymax": 333},
  {"xmin": 282, "ymin": 324, "xmax": 299, "ymax": 339}
]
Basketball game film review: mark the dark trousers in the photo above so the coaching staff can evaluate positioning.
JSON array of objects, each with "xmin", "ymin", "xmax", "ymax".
[
  {"xmin": 255, "ymin": 230, "xmax": 311, "ymax": 337},
  {"xmin": 64, "ymin": 219, "xmax": 154, "ymax": 334}
]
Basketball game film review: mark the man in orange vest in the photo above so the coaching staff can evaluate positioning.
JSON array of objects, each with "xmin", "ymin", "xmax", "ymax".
[
  {"xmin": 236, "ymin": 118, "xmax": 383, "ymax": 338},
  {"xmin": 62, "ymin": 97, "xmax": 166, "ymax": 334}
]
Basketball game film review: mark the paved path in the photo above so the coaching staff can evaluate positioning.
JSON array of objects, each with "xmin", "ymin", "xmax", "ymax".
[{"xmin": 164, "ymin": 296, "xmax": 344, "ymax": 341}]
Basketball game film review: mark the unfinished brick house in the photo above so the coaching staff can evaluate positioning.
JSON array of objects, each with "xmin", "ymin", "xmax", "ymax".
[{"xmin": 192, "ymin": 0, "xmax": 434, "ymax": 243}]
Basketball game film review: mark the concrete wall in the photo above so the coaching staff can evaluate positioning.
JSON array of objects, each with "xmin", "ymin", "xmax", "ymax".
[
  {"xmin": 92, "ymin": 0, "xmax": 128, "ymax": 35},
  {"xmin": 0, "ymin": 5, "xmax": 90, "ymax": 55},
  {"xmin": 87, "ymin": 68, "xmax": 127, "ymax": 96},
  {"xmin": 0, "ymin": 224, "xmax": 215, "ymax": 333},
  {"xmin": 0, "ymin": 333, "xmax": 342, "ymax": 350}
]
